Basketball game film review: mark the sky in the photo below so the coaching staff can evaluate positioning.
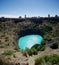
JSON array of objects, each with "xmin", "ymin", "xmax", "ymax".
[{"xmin": 0, "ymin": 0, "xmax": 59, "ymax": 18}]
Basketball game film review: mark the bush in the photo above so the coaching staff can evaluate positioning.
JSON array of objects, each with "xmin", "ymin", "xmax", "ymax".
[
  {"xmin": 23, "ymin": 48, "xmax": 38, "ymax": 56},
  {"xmin": 23, "ymin": 48, "xmax": 33, "ymax": 56},
  {"xmin": 37, "ymin": 45, "xmax": 46, "ymax": 51},
  {"xmin": 27, "ymin": 49, "xmax": 33, "ymax": 56},
  {"xmin": 35, "ymin": 57, "xmax": 45, "ymax": 65},
  {"xmin": 44, "ymin": 55, "xmax": 50, "ymax": 62},
  {"xmin": 32, "ymin": 44, "xmax": 46, "ymax": 51},
  {"xmin": 3, "ymin": 50, "xmax": 13, "ymax": 56},
  {"xmin": 23, "ymin": 44, "xmax": 46, "ymax": 56},
  {"xmin": 49, "ymin": 54, "xmax": 59, "ymax": 64},
  {"xmin": 40, "ymin": 45, "xmax": 46, "ymax": 51},
  {"xmin": 27, "ymin": 48, "xmax": 37, "ymax": 56},
  {"xmin": 41, "ymin": 25, "xmax": 52, "ymax": 34},
  {"xmin": 35, "ymin": 54, "xmax": 59, "ymax": 65},
  {"xmin": 31, "ymin": 48, "xmax": 37, "ymax": 55},
  {"xmin": 50, "ymin": 42, "xmax": 59, "ymax": 49},
  {"xmin": 41, "ymin": 39, "xmax": 46, "ymax": 45}
]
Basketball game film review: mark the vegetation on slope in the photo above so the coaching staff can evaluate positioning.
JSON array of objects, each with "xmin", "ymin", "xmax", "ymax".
[{"xmin": 35, "ymin": 54, "xmax": 59, "ymax": 65}]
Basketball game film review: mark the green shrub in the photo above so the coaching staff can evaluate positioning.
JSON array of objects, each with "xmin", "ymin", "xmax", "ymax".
[
  {"xmin": 49, "ymin": 54, "xmax": 59, "ymax": 65},
  {"xmin": 35, "ymin": 54, "xmax": 59, "ymax": 65},
  {"xmin": 3, "ymin": 50, "xmax": 13, "ymax": 56},
  {"xmin": 32, "ymin": 44, "xmax": 46, "ymax": 51},
  {"xmin": 38, "ymin": 45, "xmax": 46, "ymax": 51},
  {"xmin": 41, "ymin": 25, "xmax": 52, "ymax": 34},
  {"xmin": 0, "ymin": 45, "xmax": 4, "ymax": 48},
  {"xmin": 51, "ymin": 42, "xmax": 58, "ymax": 49},
  {"xmin": 23, "ymin": 48, "xmax": 38, "ymax": 56},
  {"xmin": 44, "ymin": 55, "xmax": 49, "ymax": 62},
  {"xmin": 23, "ymin": 44, "xmax": 46, "ymax": 56},
  {"xmin": 31, "ymin": 48, "xmax": 37, "ymax": 55},
  {"xmin": 41, "ymin": 39, "xmax": 46, "ymax": 45},
  {"xmin": 35, "ymin": 57, "xmax": 45, "ymax": 65},
  {"xmin": 40, "ymin": 45, "xmax": 46, "ymax": 51}
]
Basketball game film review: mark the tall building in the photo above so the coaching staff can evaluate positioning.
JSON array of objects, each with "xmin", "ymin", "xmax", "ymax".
[
  {"xmin": 48, "ymin": 14, "xmax": 50, "ymax": 18},
  {"xmin": 25, "ymin": 15, "xmax": 26, "ymax": 19}
]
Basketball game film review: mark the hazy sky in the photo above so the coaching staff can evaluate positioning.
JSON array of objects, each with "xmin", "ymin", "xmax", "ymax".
[{"xmin": 0, "ymin": 0, "xmax": 59, "ymax": 17}]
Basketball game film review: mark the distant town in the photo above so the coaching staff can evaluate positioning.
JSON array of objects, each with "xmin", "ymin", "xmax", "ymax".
[{"xmin": 0, "ymin": 14, "xmax": 59, "ymax": 19}]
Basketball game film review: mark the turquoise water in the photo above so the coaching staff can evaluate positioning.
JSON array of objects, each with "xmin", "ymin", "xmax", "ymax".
[{"xmin": 18, "ymin": 35, "xmax": 43, "ymax": 51}]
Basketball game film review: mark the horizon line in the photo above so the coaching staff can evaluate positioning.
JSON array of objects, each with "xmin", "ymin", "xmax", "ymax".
[{"xmin": 0, "ymin": 14, "xmax": 59, "ymax": 18}]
